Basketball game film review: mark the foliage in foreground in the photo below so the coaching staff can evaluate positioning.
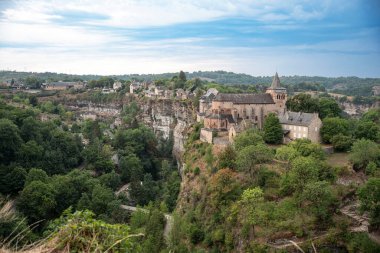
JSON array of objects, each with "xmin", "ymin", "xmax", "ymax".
[{"xmin": 45, "ymin": 209, "xmax": 141, "ymax": 253}]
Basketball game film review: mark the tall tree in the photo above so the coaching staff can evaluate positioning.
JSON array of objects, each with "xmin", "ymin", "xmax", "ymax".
[
  {"xmin": 286, "ymin": 93, "xmax": 319, "ymax": 113},
  {"xmin": 318, "ymin": 98, "xmax": 342, "ymax": 119},
  {"xmin": 358, "ymin": 178, "xmax": 380, "ymax": 229},
  {"xmin": 0, "ymin": 119, "xmax": 23, "ymax": 164},
  {"xmin": 320, "ymin": 117, "xmax": 350, "ymax": 143},
  {"xmin": 349, "ymin": 139, "xmax": 380, "ymax": 169},
  {"xmin": 263, "ymin": 113, "xmax": 283, "ymax": 144},
  {"xmin": 18, "ymin": 181, "xmax": 57, "ymax": 222},
  {"xmin": 178, "ymin": 71, "xmax": 187, "ymax": 82}
]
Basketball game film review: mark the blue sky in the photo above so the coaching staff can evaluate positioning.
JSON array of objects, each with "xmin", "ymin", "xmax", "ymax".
[{"xmin": 0, "ymin": 0, "xmax": 379, "ymax": 77}]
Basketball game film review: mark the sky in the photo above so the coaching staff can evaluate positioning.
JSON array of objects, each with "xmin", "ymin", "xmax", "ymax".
[{"xmin": 0, "ymin": 0, "xmax": 379, "ymax": 77}]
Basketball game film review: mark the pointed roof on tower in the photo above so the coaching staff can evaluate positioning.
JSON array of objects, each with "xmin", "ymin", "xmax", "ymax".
[{"xmin": 271, "ymin": 72, "xmax": 281, "ymax": 88}]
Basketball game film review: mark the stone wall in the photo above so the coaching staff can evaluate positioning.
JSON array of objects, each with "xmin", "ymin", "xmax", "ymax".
[{"xmin": 200, "ymin": 128, "xmax": 213, "ymax": 143}]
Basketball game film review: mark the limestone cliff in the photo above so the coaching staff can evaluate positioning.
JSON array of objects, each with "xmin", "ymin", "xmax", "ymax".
[
  {"xmin": 138, "ymin": 99, "xmax": 195, "ymax": 166},
  {"xmin": 60, "ymin": 95, "xmax": 196, "ymax": 168}
]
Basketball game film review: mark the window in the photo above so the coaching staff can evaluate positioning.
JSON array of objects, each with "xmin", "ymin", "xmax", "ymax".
[
  {"xmin": 303, "ymin": 133, "xmax": 307, "ymax": 138},
  {"xmin": 315, "ymin": 127, "xmax": 318, "ymax": 132}
]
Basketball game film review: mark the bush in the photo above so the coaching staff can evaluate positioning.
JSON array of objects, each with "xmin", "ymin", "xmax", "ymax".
[
  {"xmin": 331, "ymin": 134, "xmax": 353, "ymax": 152},
  {"xmin": 194, "ymin": 167, "xmax": 200, "ymax": 175},
  {"xmin": 46, "ymin": 209, "xmax": 138, "ymax": 252}
]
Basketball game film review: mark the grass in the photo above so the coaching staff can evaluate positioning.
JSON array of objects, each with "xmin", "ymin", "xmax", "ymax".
[{"xmin": 326, "ymin": 152, "xmax": 350, "ymax": 168}]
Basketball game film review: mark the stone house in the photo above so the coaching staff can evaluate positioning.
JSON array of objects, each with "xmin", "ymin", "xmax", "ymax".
[
  {"xmin": 42, "ymin": 81, "xmax": 77, "ymax": 90},
  {"xmin": 113, "ymin": 81, "xmax": 122, "ymax": 90},
  {"xmin": 372, "ymin": 86, "xmax": 380, "ymax": 96},
  {"xmin": 278, "ymin": 111, "xmax": 322, "ymax": 143},
  {"xmin": 130, "ymin": 81, "xmax": 142, "ymax": 94}
]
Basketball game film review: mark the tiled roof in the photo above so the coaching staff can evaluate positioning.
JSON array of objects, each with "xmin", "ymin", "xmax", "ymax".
[
  {"xmin": 278, "ymin": 111, "xmax": 317, "ymax": 126},
  {"xmin": 214, "ymin": 93, "xmax": 275, "ymax": 104}
]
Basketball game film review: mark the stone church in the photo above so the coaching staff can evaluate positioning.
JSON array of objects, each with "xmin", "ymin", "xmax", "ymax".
[{"xmin": 199, "ymin": 73, "xmax": 322, "ymax": 144}]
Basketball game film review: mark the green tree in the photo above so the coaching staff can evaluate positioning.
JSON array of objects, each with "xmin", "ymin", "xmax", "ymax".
[
  {"xmin": 209, "ymin": 169, "xmax": 241, "ymax": 207},
  {"xmin": 218, "ymin": 145, "xmax": 237, "ymax": 170},
  {"xmin": 331, "ymin": 134, "xmax": 353, "ymax": 152},
  {"xmin": 238, "ymin": 187, "xmax": 264, "ymax": 231},
  {"xmin": 233, "ymin": 129, "xmax": 264, "ymax": 151},
  {"xmin": 25, "ymin": 168, "xmax": 49, "ymax": 185},
  {"xmin": 20, "ymin": 116, "xmax": 42, "ymax": 143},
  {"xmin": 179, "ymin": 71, "xmax": 187, "ymax": 82},
  {"xmin": 142, "ymin": 208, "xmax": 166, "ymax": 252},
  {"xmin": 236, "ymin": 144, "xmax": 273, "ymax": 178},
  {"xmin": 119, "ymin": 154, "xmax": 144, "ymax": 182},
  {"xmin": 29, "ymin": 96, "xmax": 38, "ymax": 107},
  {"xmin": 361, "ymin": 108, "xmax": 380, "ymax": 124},
  {"xmin": 354, "ymin": 120, "xmax": 380, "ymax": 142},
  {"xmin": 358, "ymin": 178, "xmax": 380, "ymax": 229},
  {"xmin": 349, "ymin": 139, "xmax": 380, "ymax": 169},
  {"xmin": 0, "ymin": 119, "xmax": 23, "ymax": 164},
  {"xmin": 24, "ymin": 76, "xmax": 42, "ymax": 89},
  {"xmin": 130, "ymin": 174, "xmax": 159, "ymax": 206},
  {"xmin": 289, "ymin": 138, "xmax": 326, "ymax": 160},
  {"xmin": 286, "ymin": 93, "xmax": 319, "ymax": 113},
  {"xmin": 275, "ymin": 146, "xmax": 300, "ymax": 162},
  {"xmin": 0, "ymin": 166, "xmax": 27, "ymax": 195},
  {"xmin": 17, "ymin": 140, "xmax": 44, "ymax": 168},
  {"xmin": 263, "ymin": 113, "xmax": 283, "ymax": 144},
  {"xmin": 284, "ymin": 157, "xmax": 320, "ymax": 196},
  {"xmin": 99, "ymin": 171, "xmax": 121, "ymax": 191},
  {"xmin": 300, "ymin": 181, "xmax": 336, "ymax": 224},
  {"xmin": 18, "ymin": 181, "xmax": 57, "ymax": 222},
  {"xmin": 90, "ymin": 184, "xmax": 115, "ymax": 215},
  {"xmin": 320, "ymin": 117, "xmax": 350, "ymax": 143},
  {"xmin": 318, "ymin": 98, "xmax": 342, "ymax": 119}
]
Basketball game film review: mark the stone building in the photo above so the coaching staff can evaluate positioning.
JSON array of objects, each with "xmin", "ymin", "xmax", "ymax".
[
  {"xmin": 278, "ymin": 111, "xmax": 322, "ymax": 143},
  {"xmin": 130, "ymin": 81, "xmax": 142, "ymax": 94},
  {"xmin": 372, "ymin": 86, "xmax": 380, "ymax": 96},
  {"xmin": 113, "ymin": 81, "xmax": 122, "ymax": 90},
  {"xmin": 199, "ymin": 73, "xmax": 322, "ymax": 144},
  {"xmin": 203, "ymin": 73, "xmax": 286, "ymax": 131}
]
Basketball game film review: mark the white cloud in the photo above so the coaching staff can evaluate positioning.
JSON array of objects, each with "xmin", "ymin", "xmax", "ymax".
[
  {"xmin": 1, "ymin": 0, "xmax": 377, "ymax": 77},
  {"xmin": 0, "ymin": 22, "xmax": 123, "ymax": 47},
  {"xmin": 1, "ymin": 0, "xmax": 340, "ymax": 28},
  {"xmin": 1, "ymin": 38, "xmax": 378, "ymax": 77}
]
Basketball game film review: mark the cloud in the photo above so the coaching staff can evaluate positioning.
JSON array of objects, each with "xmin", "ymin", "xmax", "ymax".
[
  {"xmin": 0, "ymin": 0, "xmax": 378, "ymax": 77},
  {"xmin": 1, "ymin": 0, "xmax": 342, "ymax": 28}
]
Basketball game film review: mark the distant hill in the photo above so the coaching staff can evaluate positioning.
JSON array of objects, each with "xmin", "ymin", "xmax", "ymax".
[{"xmin": 1, "ymin": 70, "xmax": 379, "ymax": 96}]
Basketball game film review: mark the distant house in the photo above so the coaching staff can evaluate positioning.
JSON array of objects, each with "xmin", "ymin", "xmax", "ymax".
[
  {"xmin": 197, "ymin": 88, "xmax": 219, "ymax": 122},
  {"xmin": 130, "ymin": 81, "xmax": 142, "ymax": 94},
  {"xmin": 42, "ymin": 81, "xmax": 83, "ymax": 90},
  {"xmin": 101, "ymin": 88, "xmax": 115, "ymax": 94},
  {"xmin": 113, "ymin": 81, "xmax": 122, "ymax": 90},
  {"xmin": 372, "ymin": 86, "xmax": 380, "ymax": 96},
  {"xmin": 73, "ymin": 81, "xmax": 86, "ymax": 90},
  {"xmin": 154, "ymin": 86, "xmax": 165, "ymax": 96},
  {"xmin": 278, "ymin": 111, "xmax": 322, "ymax": 143},
  {"xmin": 176, "ymin": 88, "xmax": 187, "ymax": 99}
]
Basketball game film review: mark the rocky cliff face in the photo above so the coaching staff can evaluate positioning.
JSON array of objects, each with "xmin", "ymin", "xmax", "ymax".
[
  {"xmin": 62, "ymin": 96, "xmax": 196, "ymax": 168},
  {"xmin": 341, "ymin": 101, "xmax": 378, "ymax": 117},
  {"xmin": 138, "ymin": 99, "xmax": 195, "ymax": 166}
]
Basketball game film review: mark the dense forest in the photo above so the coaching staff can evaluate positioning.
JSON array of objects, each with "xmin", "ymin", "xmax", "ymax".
[
  {"xmin": 1, "ymin": 70, "xmax": 380, "ymax": 96},
  {"xmin": 0, "ymin": 93, "xmax": 180, "ymax": 252}
]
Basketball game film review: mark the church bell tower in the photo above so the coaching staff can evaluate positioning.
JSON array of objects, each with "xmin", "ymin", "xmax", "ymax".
[{"xmin": 266, "ymin": 72, "xmax": 287, "ymax": 109}]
